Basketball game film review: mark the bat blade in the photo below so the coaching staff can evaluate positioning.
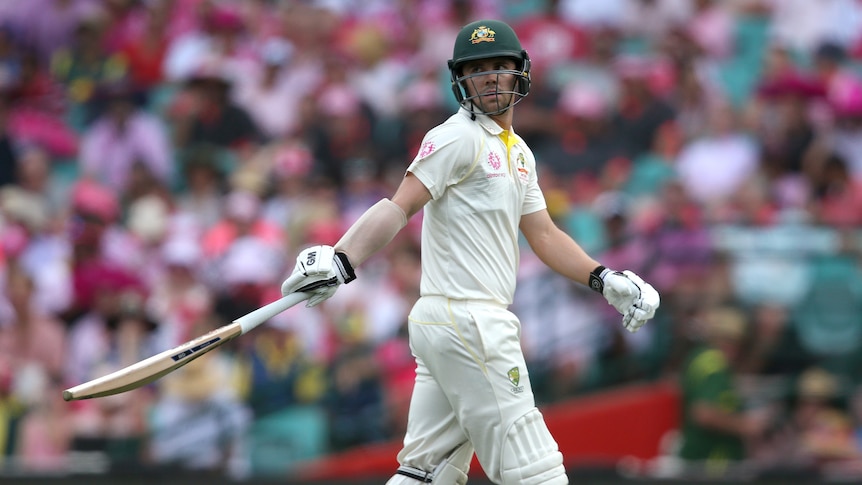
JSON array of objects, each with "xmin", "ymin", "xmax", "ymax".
[{"xmin": 63, "ymin": 292, "xmax": 308, "ymax": 401}]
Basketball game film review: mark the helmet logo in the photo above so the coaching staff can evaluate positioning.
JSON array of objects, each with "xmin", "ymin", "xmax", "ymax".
[{"xmin": 470, "ymin": 26, "xmax": 496, "ymax": 44}]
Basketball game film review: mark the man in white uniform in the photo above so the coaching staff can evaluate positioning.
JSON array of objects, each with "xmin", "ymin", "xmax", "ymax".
[{"xmin": 280, "ymin": 19, "xmax": 660, "ymax": 485}]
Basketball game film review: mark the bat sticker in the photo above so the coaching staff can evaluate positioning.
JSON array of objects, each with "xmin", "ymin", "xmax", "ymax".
[{"xmin": 171, "ymin": 337, "xmax": 221, "ymax": 361}]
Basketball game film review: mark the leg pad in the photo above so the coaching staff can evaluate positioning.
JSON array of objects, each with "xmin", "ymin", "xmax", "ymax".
[{"xmin": 500, "ymin": 409, "xmax": 567, "ymax": 485}]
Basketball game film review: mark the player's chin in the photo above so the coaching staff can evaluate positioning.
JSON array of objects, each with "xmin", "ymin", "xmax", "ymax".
[{"xmin": 478, "ymin": 95, "xmax": 510, "ymax": 113}]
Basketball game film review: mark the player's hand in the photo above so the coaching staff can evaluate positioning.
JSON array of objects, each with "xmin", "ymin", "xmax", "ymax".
[
  {"xmin": 281, "ymin": 245, "xmax": 356, "ymax": 307},
  {"xmin": 594, "ymin": 267, "xmax": 660, "ymax": 333}
]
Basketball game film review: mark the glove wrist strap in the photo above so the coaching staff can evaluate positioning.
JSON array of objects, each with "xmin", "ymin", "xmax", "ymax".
[
  {"xmin": 589, "ymin": 265, "xmax": 607, "ymax": 293},
  {"xmin": 334, "ymin": 252, "xmax": 357, "ymax": 284}
]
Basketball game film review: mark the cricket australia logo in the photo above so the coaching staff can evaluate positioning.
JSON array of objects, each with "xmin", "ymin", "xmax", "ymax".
[
  {"xmin": 516, "ymin": 152, "xmax": 529, "ymax": 183},
  {"xmin": 507, "ymin": 367, "xmax": 524, "ymax": 394},
  {"xmin": 470, "ymin": 26, "xmax": 496, "ymax": 44}
]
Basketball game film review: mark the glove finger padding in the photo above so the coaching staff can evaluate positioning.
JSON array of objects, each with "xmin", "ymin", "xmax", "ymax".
[
  {"xmin": 594, "ymin": 267, "xmax": 660, "ymax": 333},
  {"xmin": 280, "ymin": 271, "xmax": 308, "ymax": 296},
  {"xmin": 622, "ymin": 270, "xmax": 660, "ymax": 320},
  {"xmin": 601, "ymin": 271, "xmax": 640, "ymax": 315},
  {"xmin": 623, "ymin": 308, "xmax": 649, "ymax": 333},
  {"xmin": 306, "ymin": 286, "xmax": 338, "ymax": 307},
  {"xmin": 619, "ymin": 270, "xmax": 660, "ymax": 333}
]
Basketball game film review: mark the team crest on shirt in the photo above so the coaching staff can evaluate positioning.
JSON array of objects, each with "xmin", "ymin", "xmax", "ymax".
[
  {"xmin": 516, "ymin": 152, "xmax": 529, "ymax": 183},
  {"xmin": 418, "ymin": 140, "xmax": 436, "ymax": 159},
  {"xmin": 470, "ymin": 26, "xmax": 496, "ymax": 44},
  {"xmin": 507, "ymin": 367, "xmax": 524, "ymax": 394}
]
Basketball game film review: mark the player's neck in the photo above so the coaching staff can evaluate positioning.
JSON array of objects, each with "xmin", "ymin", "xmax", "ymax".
[{"xmin": 489, "ymin": 109, "xmax": 514, "ymax": 131}]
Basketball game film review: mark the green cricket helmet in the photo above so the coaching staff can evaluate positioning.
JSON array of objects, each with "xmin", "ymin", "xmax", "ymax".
[{"xmin": 447, "ymin": 19, "xmax": 531, "ymax": 115}]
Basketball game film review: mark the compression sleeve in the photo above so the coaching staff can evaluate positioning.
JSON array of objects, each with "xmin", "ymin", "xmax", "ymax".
[{"xmin": 334, "ymin": 198, "xmax": 408, "ymax": 267}]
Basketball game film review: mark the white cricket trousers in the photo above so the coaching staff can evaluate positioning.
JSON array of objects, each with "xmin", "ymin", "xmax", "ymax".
[{"xmin": 389, "ymin": 296, "xmax": 567, "ymax": 485}]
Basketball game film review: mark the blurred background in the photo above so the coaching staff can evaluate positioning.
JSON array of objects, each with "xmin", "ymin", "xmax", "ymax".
[{"xmin": 1, "ymin": 0, "xmax": 862, "ymax": 483}]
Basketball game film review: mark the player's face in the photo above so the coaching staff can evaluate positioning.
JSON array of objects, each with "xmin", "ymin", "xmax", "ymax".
[{"xmin": 460, "ymin": 57, "xmax": 518, "ymax": 113}]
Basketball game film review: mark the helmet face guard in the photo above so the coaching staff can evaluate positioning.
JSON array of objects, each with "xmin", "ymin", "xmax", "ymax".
[
  {"xmin": 447, "ymin": 20, "xmax": 532, "ymax": 116},
  {"xmin": 448, "ymin": 55, "xmax": 531, "ymax": 116}
]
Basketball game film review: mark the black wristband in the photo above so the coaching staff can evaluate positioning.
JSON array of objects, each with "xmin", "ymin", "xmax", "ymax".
[
  {"xmin": 334, "ymin": 252, "xmax": 357, "ymax": 284},
  {"xmin": 589, "ymin": 265, "xmax": 607, "ymax": 293}
]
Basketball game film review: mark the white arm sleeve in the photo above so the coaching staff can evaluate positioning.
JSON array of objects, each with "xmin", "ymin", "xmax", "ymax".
[{"xmin": 334, "ymin": 198, "xmax": 408, "ymax": 267}]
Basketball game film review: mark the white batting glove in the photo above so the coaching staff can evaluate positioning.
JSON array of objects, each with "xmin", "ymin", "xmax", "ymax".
[
  {"xmin": 590, "ymin": 266, "xmax": 660, "ymax": 333},
  {"xmin": 281, "ymin": 245, "xmax": 356, "ymax": 307}
]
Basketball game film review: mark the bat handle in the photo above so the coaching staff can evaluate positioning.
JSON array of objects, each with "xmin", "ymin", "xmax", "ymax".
[{"xmin": 235, "ymin": 292, "xmax": 310, "ymax": 335}]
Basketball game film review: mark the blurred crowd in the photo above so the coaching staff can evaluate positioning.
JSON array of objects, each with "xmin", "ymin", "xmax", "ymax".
[{"xmin": 1, "ymin": 0, "xmax": 862, "ymax": 481}]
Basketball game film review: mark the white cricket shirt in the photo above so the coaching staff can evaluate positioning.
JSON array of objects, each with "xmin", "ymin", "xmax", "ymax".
[{"xmin": 407, "ymin": 107, "xmax": 547, "ymax": 305}]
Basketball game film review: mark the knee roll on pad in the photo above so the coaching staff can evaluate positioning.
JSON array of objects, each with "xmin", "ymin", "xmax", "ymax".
[{"xmin": 500, "ymin": 408, "xmax": 568, "ymax": 485}]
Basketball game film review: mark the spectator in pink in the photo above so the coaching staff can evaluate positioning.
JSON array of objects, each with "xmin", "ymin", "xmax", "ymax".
[
  {"xmin": 3, "ymin": 259, "xmax": 66, "ymax": 387},
  {"xmin": 174, "ymin": 144, "xmax": 226, "ymax": 231},
  {"xmin": 4, "ymin": 0, "xmax": 101, "ymax": 65},
  {"xmin": 62, "ymin": 180, "xmax": 138, "ymax": 321},
  {"xmin": 4, "ymin": 52, "xmax": 78, "ymax": 161},
  {"xmin": 808, "ymin": 152, "xmax": 862, "ymax": 226},
  {"xmin": 637, "ymin": 179, "xmax": 714, "ymax": 301},
  {"xmin": 12, "ymin": 145, "xmax": 68, "ymax": 218},
  {"xmin": 200, "ymin": 190, "xmax": 283, "ymax": 263},
  {"xmin": 79, "ymin": 82, "xmax": 172, "ymax": 193},
  {"xmin": 259, "ymin": 139, "xmax": 314, "ymax": 228},
  {"xmin": 2, "ymin": 264, "xmax": 70, "ymax": 471},
  {"xmin": 147, "ymin": 237, "xmax": 213, "ymax": 347},
  {"xmin": 684, "ymin": 0, "xmax": 736, "ymax": 60},
  {"xmin": 0, "ymin": 184, "xmax": 71, "ymax": 316},
  {"xmin": 162, "ymin": 3, "xmax": 258, "ymax": 83},
  {"xmin": 63, "ymin": 267, "xmax": 157, "ymax": 466},
  {"xmin": 675, "ymin": 100, "xmax": 760, "ymax": 216},
  {"xmin": 812, "ymin": 50, "xmax": 862, "ymax": 181},
  {"xmin": 232, "ymin": 38, "xmax": 317, "ymax": 139}
]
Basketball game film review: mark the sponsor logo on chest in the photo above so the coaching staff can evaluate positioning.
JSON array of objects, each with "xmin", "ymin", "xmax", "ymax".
[{"xmin": 486, "ymin": 150, "xmax": 506, "ymax": 178}]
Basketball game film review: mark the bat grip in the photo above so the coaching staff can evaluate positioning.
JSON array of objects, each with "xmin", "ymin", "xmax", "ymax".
[{"xmin": 235, "ymin": 292, "xmax": 310, "ymax": 335}]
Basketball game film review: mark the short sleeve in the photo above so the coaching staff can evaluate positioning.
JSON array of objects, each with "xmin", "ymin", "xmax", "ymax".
[
  {"xmin": 520, "ymin": 146, "xmax": 546, "ymax": 215},
  {"xmin": 522, "ymin": 166, "xmax": 546, "ymax": 215},
  {"xmin": 407, "ymin": 121, "xmax": 479, "ymax": 200}
]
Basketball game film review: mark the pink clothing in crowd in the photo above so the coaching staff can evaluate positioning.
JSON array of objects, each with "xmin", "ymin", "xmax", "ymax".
[{"xmin": 79, "ymin": 111, "xmax": 173, "ymax": 190}]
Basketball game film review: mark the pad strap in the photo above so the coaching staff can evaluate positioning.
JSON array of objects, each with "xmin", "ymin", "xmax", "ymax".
[{"xmin": 396, "ymin": 466, "xmax": 433, "ymax": 483}]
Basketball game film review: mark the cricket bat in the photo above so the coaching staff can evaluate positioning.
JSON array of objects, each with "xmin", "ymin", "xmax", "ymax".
[{"xmin": 62, "ymin": 292, "xmax": 309, "ymax": 401}]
